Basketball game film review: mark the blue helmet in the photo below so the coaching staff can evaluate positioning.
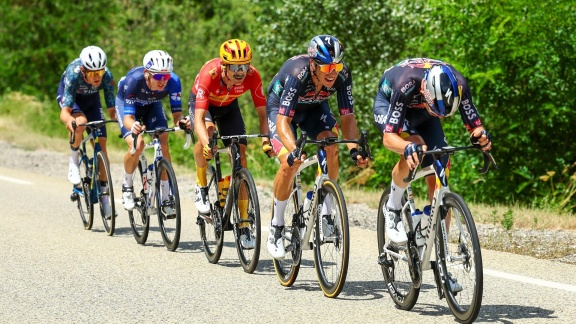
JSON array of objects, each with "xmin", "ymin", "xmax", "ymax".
[
  {"xmin": 422, "ymin": 64, "xmax": 461, "ymax": 117},
  {"xmin": 307, "ymin": 35, "xmax": 344, "ymax": 64}
]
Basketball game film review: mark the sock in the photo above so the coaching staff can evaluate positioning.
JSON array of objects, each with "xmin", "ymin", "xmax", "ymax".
[
  {"xmin": 161, "ymin": 180, "xmax": 170, "ymax": 202},
  {"xmin": 321, "ymin": 195, "xmax": 332, "ymax": 216},
  {"xmin": 70, "ymin": 147, "xmax": 79, "ymax": 165},
  {"xmin": 196, "ymin": 166, "xmax": 207, "ymax": 187},
  {"xmin": 123, "ymin": 172, "xmax": 134, "ymax": 188},
  {"xmin": 238, "ymin": 199, "xmax": 248, "ymax": 227},
  {"xmin": 386, "ymin": 179, "xmax": 406, "ymax": 210},
  {"xmin": 272, "ymin": 198, "xmax": 288, "ymax": 227}
]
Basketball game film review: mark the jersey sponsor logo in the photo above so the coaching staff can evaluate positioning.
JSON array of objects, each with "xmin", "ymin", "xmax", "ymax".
[
  {"xmin": 461, "ymin": 99, "xmax": 477, "ymax": 120},
  {"xmin": 401, "ymin": 80, "xmax": 415, "ymax": 94},
  {"xmin": 381, "ymin": 80, "xmax": 392, "ymax": 97},
  {"xmin": 272, "ymin": 80, "xmax": 284, "ymax": 96},
  {"xmin": 387, "ymin": 102, "xmax": 403, "ymax": 125},
  {"xmin": 474, "ymin": 119, "xmax": 482, "ymax": 126},
  {"xmin": 374, "ymin": 113, "xmax": 386, "ymax": 125},
  {"xmin": 281, "ymin": 87, "xmax": 297, "ymax": 107},
  {"xmin": 279, "ymin": 107, "xmax": 286, "ymax": 115},
  {"xmin": 171, "ymin": 92, "xmax": 181, "ymax": 101},
  {"xmin": 297, "ymin": 67, "xmax": 307, "ymax": 80},
  {"xmin": 385, "ymin": 124, "xmax": 394, "ymax": 132},
  {"xmin": 267, "ymin": 117, "xmax": 276, "ymax": 133},
  {"xmin": 346, "ymin": 84, "xmax": 354, "ymax": 106},
  {"xmin": 340, "ymin": 108, "xmax": 351, "ymax": 115},
  {"xmin": 209, "ymin": 68, "xmax": 218, "ymax": 79},
  {"xmin": 320, "ymin": 114, "xmax": 327, "ymax": 123},
  {"xmin": 288, "ymin": 110, "xmax": 295, "ymax": 117},
  {"xmin": 197, "ymin": 89, "xmax": 205, "ymax": 99}
]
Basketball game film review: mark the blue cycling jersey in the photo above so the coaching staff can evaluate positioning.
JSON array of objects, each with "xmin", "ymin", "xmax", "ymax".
[
  {"xmin": 57, "ymin": 58, "xmax": 115, "ymax": 109},
  {"xmin": 116, "ymin": 66, "xmax": 182, "ymax": 116}
]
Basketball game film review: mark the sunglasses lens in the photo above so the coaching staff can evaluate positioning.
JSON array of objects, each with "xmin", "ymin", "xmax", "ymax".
[
  {"xmin": 152, "ymin": 73, "xmax": 170, "ymax": 81},
  {"xmin": 229, "ymin": 64, "xmax": 249, "ymax": 72},
  {"xmin": 319, "ymin": 63, "xmax": 343, "ymax": 73},
  {"xmin": 87, "ymin": 69, "xmax": 105, "ymax": 77}
]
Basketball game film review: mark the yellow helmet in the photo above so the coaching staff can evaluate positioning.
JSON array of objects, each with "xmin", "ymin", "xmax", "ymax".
[{"xmin": 219, "ymin": 39, "xmax": 252, "ymax": 64}]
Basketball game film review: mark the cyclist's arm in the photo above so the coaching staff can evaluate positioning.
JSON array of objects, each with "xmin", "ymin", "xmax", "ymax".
[
  {"xmin": 382, "ymin": 132, "xmax": 411, "ymax": 155},
  {"xmin": 255, "ymin": 105, "xmax": 269, "ymax": 144},
  {"xmin": 194, "ymin": 108, "xmax": 210, "ymax": 147},
  {"xmin": 340, "ymin": 114, "xmax": 360, "ymax": 151},
  {"xmin": 59, "ymin": 107, "xmax": 76, "ymax": 132},
  {"xmin": 277, "ymin": 115, "xmax": 297, "ymax": 153},
  {"xmin": 123, "ymin": 114, "xmax": 136, "ymax": 133},
  {"xmin": 106, "ymin": 107, "xmax": 116, "ymax": 121}
]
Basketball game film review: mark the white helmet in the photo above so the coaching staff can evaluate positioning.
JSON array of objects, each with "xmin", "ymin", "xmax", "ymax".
[
  {"xmin": 80, "ymin": 46, "xmax": 107, "ymax": 70},
  {"xmin": 143, "ymin": 50, "xmax": 173, "ymax": 72},
  {"xmin": 422, "ymin": 64, "xmax": 461, "ymax": 118}
]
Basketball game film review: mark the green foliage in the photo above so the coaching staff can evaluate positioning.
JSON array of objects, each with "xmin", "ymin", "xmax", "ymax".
[
  {"xmin": 536, "ymin": 164, "xmax": 576, "ymax": 213},
  {"xmin": 501, "ymin": 209, "xmax": 514, "ymax": 231}
]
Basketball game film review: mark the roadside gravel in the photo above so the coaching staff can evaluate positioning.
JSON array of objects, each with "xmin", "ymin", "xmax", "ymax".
[{"xmin": 1, "ymin": 140, "xmax": 574, "ymax": 265}]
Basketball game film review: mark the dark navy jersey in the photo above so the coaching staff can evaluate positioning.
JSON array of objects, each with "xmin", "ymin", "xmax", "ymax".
[
  {"xmin": 116, "ymin": 66, "xmax": 182, "ymax": 116},
  {"xmin": 374, "ymin": 58, "xmax": 482, "ymax": 134},
  {"xmin": 267, "ymin": 55, "xmax": 354, "ymax": 117}
]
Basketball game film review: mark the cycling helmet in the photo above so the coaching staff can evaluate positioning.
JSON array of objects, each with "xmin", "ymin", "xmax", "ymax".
[
  {"xmin": 307, "ymin": 35, "xmax": 344, "ymax": 64},
  {"xmin": 219, "ymin": 39, "xmax": 252, "ymax": 64},
  {"xmin": 79, "ymin": 46, "xmax": 107, "ymax": 70},
  {"xmin": 143, "ymin": 50, "xmax": 174, "ymax": 72},
  {"xmin": 422, "ymin": 64, "xmax": 461, "ymax": 117}
]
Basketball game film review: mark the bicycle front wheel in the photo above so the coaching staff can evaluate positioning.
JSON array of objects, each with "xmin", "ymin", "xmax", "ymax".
[
  {"xmin": 272, "ymin": 186, "xmax": 301, "ymax": 287},
  {"xmin": 75, "ymin": 149, "xmax": 94, "ymax": 230},
  {"xmin": 377, "ymin": 188, "xmax": 419, "ymax": 309},
  {"xmin": 436, "ymin": 192, "xmax": 483, "ymax": 324},
  {"xmin": 232, "ymin": 168, "xmax": 261, "ymax": 273},
  {"xmin": 95, "ymin": 151, "xmax": 115, "ymax": 236},
  {"xmin": 128, "ymin": 162, "xmax": 150, "ymax": 244},
  {"xmin": 198, "ymin": 164, "xmax": 224, "ymax": 263},
  {"xmin": 156, "ymin": 159, "xmax": 181, "ymax": 252},
  {"xmin": 313, "ymin": 179, "xmax": 349, "ymax": 298}
]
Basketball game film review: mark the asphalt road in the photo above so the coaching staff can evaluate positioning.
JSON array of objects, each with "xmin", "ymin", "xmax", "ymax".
[{"xmin": 1, "ymin": 165, "xmax": 575, "ymax": 323}]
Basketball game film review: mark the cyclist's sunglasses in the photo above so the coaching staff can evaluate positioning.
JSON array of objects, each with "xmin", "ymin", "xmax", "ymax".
[
  {"xmin": 150, "ymin": 72, "xmax": 171, "ymax": 81},
  {"xmin": 85, "ymin": 69, "xmax": 105, "ymax": 78},
  {"xmin": 317, "ymin": 62, "xmax": 344, "ymax": 73},
  {"xmin": 228, "ymin": 64, "xmax": 250, "ymax": 73}
]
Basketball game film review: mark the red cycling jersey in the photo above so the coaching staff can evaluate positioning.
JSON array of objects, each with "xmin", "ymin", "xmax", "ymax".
[{"xmin": 190, "ymin": 58, "xmax": 266, "ymax": 110}]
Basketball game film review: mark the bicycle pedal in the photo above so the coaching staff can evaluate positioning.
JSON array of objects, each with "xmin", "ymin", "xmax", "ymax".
[{"xmin": 378, "ymin": 254, "xmax": 393, "ymax": 267}]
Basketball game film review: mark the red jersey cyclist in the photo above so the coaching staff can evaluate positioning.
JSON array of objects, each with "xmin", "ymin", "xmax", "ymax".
[
  {"xmin": 57, "ymin": 45, "xmax": 116, "ymax": 217},
  {"xmin": 189, "ymin": 39, "xmax": 274, "ymax": 249}
]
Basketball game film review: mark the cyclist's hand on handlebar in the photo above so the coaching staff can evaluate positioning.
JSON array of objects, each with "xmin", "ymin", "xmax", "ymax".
[
  {"xmin": 131, "ymin": 122, "xmax": 145, "ymax": 135},
  {"xmin": 203, "ymin": 143, "xmax": 214, "ymax": 160},
  {"xmin": 178, "ymin": 116, "xmax": 191, "ymax": 130},
  {"xmin": 404, "ymin": 143, "xmax": 425, "ymax": 170},
  {"xmin": 286, "ymin": 149, "xmax": 305, "ymax": 167},
  {"xmin": 350, "ymin": 148, "xmax": 370, "ymax": 168},
  {"xmin": 262, "ymin": 141, "xmax": 276, "ymax": 158},
  {"xmin": 66, "ymin": 119, "xmax": 77, "ymax": 133},
  {"xmin": 470, "ymin": 129, "xmax": 492, "ymax": 152}
]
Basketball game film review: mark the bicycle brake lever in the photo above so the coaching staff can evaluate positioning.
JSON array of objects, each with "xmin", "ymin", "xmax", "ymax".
[
  {"xmin": 69, "ymin": 121, "xmax": 77, "ymax": 144},
  {"xmin": 478, "ymin": 151, "xmax": 498, "ymax": 174}
]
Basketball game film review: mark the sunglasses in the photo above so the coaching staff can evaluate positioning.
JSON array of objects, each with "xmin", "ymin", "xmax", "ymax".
[
  {"xmin": 317, "ymin": 62, "xmax": 344, "ymax": 73},
  {"xmin": 85, "ymin": 69, "xmax": 105, "ymax": 78},
  {"xmin": 228, "ymin": 64, "xmax": 250, "ymax": 73},
  {"xmin": 150, "ymin": 72, "xmax": 171, "ymax": 81}
]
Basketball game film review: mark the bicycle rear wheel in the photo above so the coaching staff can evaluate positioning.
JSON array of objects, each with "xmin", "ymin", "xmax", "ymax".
[
  {"xmin": 75, "ymin": 149, "xmax": 94, "ymax": 230},
  {"xmin": 95, "ymin": 151, "xmax": 115, "ymax": 236},
  {"xmin": 156, "ymin": 159, "xmax": 181, "ymax": 251},
  {"xmin": 436, "ymin": 192, "xmax": 483, "ymax": 324},
  {"xmin": 272, "ymin": 187, "xmax": 301, "ymax": 287},
  {"xmin": 377, "ymin": 188, "xmax": 419, "ymax": 309},
  {"xmin": 128, "ymin": 162, "xmax": 150, "ymax": 244},
  {"xmin": 198, "ymin": 164, "xmax": 224, "ymax": 263},
  {"xmin": 232, "ymin": 168, "xmax": 261, "ymax": 273},
  {"xmin": 313, "ymin": 179, "xmax": 349, "ymax": 298}
]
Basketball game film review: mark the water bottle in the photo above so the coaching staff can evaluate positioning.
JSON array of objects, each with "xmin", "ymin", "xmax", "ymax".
[
  {"xmin": 412, "ymin": 209, "xmax": 425, "ymax": 246},
  {"xmin": 303, "ymin": 191, "xmax": 313, "ymax": 213},
  {"xmin": 420, "ymin": 204, "xmax": 431, "ymax": 238},
  {"xmin": 147, "ymin": 164, "xmax": 154, "ymax": 186}
]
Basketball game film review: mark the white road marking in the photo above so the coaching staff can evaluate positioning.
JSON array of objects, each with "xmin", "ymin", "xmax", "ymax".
[
  {"xmin": 0, "ymin": 175, "xmax": 33, "ymax": 185},
  {"xmin": 485, "ymin": 269, "xmax": 576, "ymax": 293}
]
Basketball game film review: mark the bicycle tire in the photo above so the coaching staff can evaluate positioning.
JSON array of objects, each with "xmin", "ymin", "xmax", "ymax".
[
  {"xmin": 128, "ymin": 162, "xmax": 150, "ymax": 244},
  {"xmin": 377, "ymin": 188, "xmax": 419, "ymax": 310},
  {"xmin": 436, "ymin": 192, "xmax": 483, "ymax": 324},
  {"xmin": 199, "ymin": 164, "xmax": 224, "ymax": 263},
  {"xmin": 272, "ymin": 187, "xmax": 301, "ymax": 287},
  {"xmin": 232, "ymin": 168, "xmax": 261, "ymax": 273},
  {"xmin": 156, "ymin": 159, "xmax": 181, "ymax": 251},
  {"xmin": 95, "ymin": 151, "xmax": 115, "ymax": 236},
  {"xmin": 313, "ymin": 179, "xmax": 349, "ymax": 298},
  {"xmin": 76, "ymin": 149, "xmax": 94, "ymax": 230}
]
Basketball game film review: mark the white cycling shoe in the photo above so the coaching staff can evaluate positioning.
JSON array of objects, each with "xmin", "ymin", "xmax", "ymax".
[
  {"xmin": 384, "ymin": 207, "xmax": 408, "ymax": 244},
  {"xmin": 267, "ymin": 224, "xmax": 285, "ymax": 259},
  {"xmin": 122, "ymin": 186, "xmax": 135, "ymax": 211},
  {"xmin": 194, "ymin": 185, "xmax": 210, "ymax": 214},
  {"xmin": 68, "ymin": 162, "xmax": 81, "ymax": 185}
]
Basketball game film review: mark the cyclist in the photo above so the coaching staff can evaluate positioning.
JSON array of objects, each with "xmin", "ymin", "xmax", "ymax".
[
  {"xmin": 189, "ymin": 39, "xmax": 273, "ymax": 249},
  {"xmin": 57, "ymin": 45, "xmax": 116, "ymax": 217},
  {"xmin": 266, "ymin": 35, "xmax": 369, "ymax": 259},
  {"xmin": 373, "ymin": 58, "xmax": 492, "ymax": 246},
  {"xmin": 116, "ymin": 50, "xmax": 190, "ymax": 214}
]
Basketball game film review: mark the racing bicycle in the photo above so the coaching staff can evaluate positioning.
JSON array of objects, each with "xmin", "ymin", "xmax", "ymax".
[
  {"xmin": 197, "ymin": 131, "xmax": 266, "ymax": 273},
  {"xmin": 69, "ymin": 120, "xmax": 118, "ymax": 236},
  {"xmin": 272, "ymin": 130, "xmax": 372, "ymax": 298},
  {"xmin": 377, "ymin": 143, "xmax": 497, "ymax": 323},
  {"xmin": 128, "ymin": 124, "xmax": 191, "ymax": 251}
]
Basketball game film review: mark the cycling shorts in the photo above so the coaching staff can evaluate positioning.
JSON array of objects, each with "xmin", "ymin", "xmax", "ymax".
[
  {"xmin": 115, "ymin": 98, "xmax": 168, "ymax": 139},
  {"xmin": 56, "ymin": 83, "xmax": 107, "ymax": 138},
  {"xmin": 189, "ymin": 95, "xmax": 247, "ymax": 147}
]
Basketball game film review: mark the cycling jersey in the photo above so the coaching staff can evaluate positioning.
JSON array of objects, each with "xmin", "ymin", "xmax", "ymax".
[
  {"xmin": 267, "ymin": 55, "xmax": 354, "ymax": 117},
  {"xmin": 188, "ymin": 58, "xmax": 266, "ymax": 111},
  {"xmin": 116, "ymin": 66, "xmax": 182, "ymax": 116},
  {"xmin": 56, "ymin": 58, "xmax": 115, "ymax": 110},
  {"xmin": 373, "ymin": 58, "xmax": 482, "ymax": 134}
]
